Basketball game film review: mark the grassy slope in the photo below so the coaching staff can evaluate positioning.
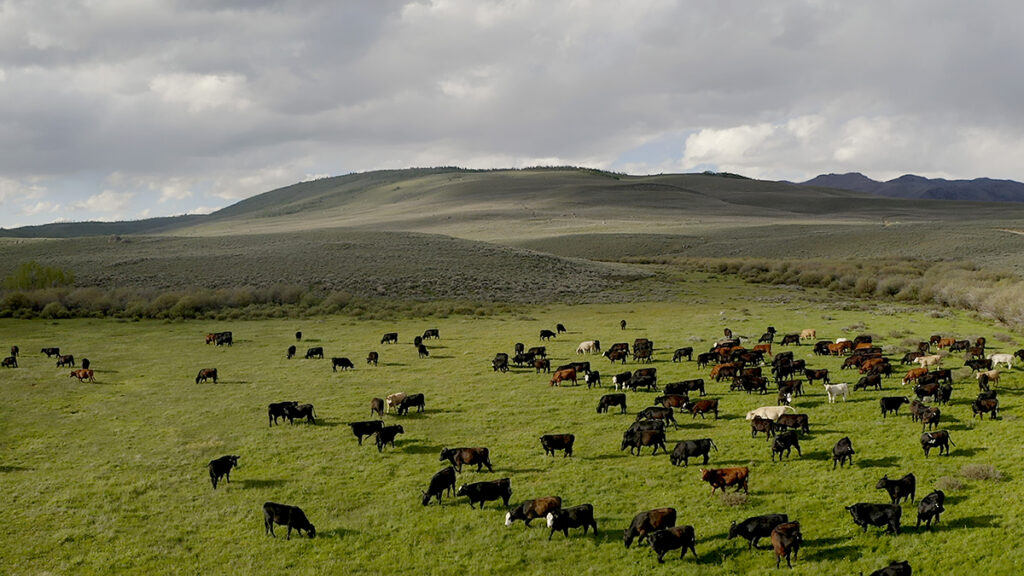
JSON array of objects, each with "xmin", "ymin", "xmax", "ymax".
[{"xmin": 3, "ymin": 276, "xmax": 1023, "ymax": 575}]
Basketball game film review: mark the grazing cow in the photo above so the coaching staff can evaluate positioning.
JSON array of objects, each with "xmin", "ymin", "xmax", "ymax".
[
  {"xmin": 208, "ymin": 455, "xmax": 239, "ymax": 489},
  {"xmin": 195, "ymin": 368, "xmax": 218, "ymax": 384},
  {"xmin": 696, "ymin": 352, "xmax": 716, "ymax": 368},
  {"xmin": 422, "ymin": 329, "xmax": 440, "ymax": 340},
  {"xmin": 655, "ymin": 394, "xmax": 690, "ymax": 409},
  {"xmin": 268, "ymin": 402, "xmax": 298, "ymax": 427},
  {"xmin": 597, "ymin": 393, "xmax": 627, "ymax": 414},
  {"xmin": 822, "ymin": 382, "xmax": 849, "ymax": 403},
  {"xmin": 506, "ymin": 496, "xmax": 562, "ymax": 527},
  {"xmin": 683, "ymin": 398, "xmax": 719, "ymax": 420},
  {"xmin": 775, "ymin": 414, "xmax": 810, "ymax": 435},
  {"xmin": 585, "ymin": 371, "xmax": 601, "ymax": 388},
  {"xmin": 972, "ymin": 397, "xmax": 999, "ymax": 419},
  {"xmin": 621, "ymin": 428, "xmax": 667, "ymax": 456},
  {"xmin": 534, "ymin": 358, "xmax": 551, "ymax": 373},
  {"xmin": 287, "ymin": 345, "xmax": 296, "ymax": 359},
  {"xmin": 828, "ymin": 341, "xmax": 853, "ymax": 355},
  {"xmin": 804, "ymin": 369, "xmax": 830, "ymax": 385},
  {"xmin": 605, "ymin": 349, "xmax": 629, "ymax": 364},
  {"xmin": 975, "ymin": 369, "xmax": 1000, "ymax": 388},
  {"xmin": 215, "ymin": 332, "xmax": 233, "ymax": 346},
  {"xmin": 285, "ymin": 403, "xmax": 316, "ymax": 425},
  {"xmin": 902, "ymin": 367, "xmax": 928, "ymax": 386},
  {"xmin": 414, "ymin": 336, "xmax": 424, "ymax": 348},
  {"xmin": 540, "ymin": 329, "xmax": 556, "ymax": 341},
  {"xmin": 700, "ymin": 467, "xmax": 749, "ymax": 494},
  {"xmin": 780, "ymin": 334, "xmax": 800, "ymax": 346},
  {"xmin": 628, "ymin": 373, "xmax": 658, "ymax": 392},
  {"xmin": 880, "ymin": 396, "xmax": 910, "ymax": 417},
  {"xmin": 295, "ymin": 331, "xmax": 302, "ymax": 342},
  {"xmin": 914, "ymin": 354, "xmax": 942, "ymax": 369},
  {"xmin": 745, "ymin": 405, "xmax": 794, "ymax": 421},
  {"xmin": 512, "ymin": 352, "xmax": 535, "ymax": 367},
  {"xmin": 624, "ymin": 508, "xmax": 676, "ymax": 548},
  {"xmin": 728, "ymin": 514, "xmax": 789, "ymax": 549},
  {"xmin": 771, "ymin": 430, "xmax": 802, "ymax": 461},
  {"xmin": 546, "ymin": 504, "xmax": 598, "ymax": 540},
  {"xmin": 10, "ymin": 345, "xmax": 18, "ymax": 357},
  {"xmin": 375, "ymin": 424, "xmax": 404, "ymax": 452},
  {"xmin": 670, "ymin": 439, "xmax": 717, "ymax": 467},
  {"xmin": 263, "ymin": 502, "xmax": 315, "ymax": 539},
  {"xmin": 901, "ymin": 351, "xmax": 924, "ymax": 365},
  {"xmin": 845, "ymin": 503, "xmax": 901, "ymax": 534},
  {"xmin": 331, "ymin": 357, "xmax": 354, "ymax": 371},
  {"xmin": 771, "ymin": 522, "xmax": 802, "ymax": 569},
  {"xmin": 989, "ymin": 353, "xmax": 1014, "ymax": 370},
  {"xmin": 549, "ymin": 368, "xmax": 577, "ymax": 387},
  {"xmin": 648, "ymin": 525, "xmax": 696, "ymax": 564},
  {"xmin": 664, "ymin": 378, "xmax": 705, "ymax": 397},
  {"xmin": 381, "ymin": 332, "xmax": 398, "ymax": 344},
  {"xmin": 69, "ymin": 368, "xmax": 95, "ymax": 382},
  {"xmin": 385, "ymin": 392, "xmax": 407, "ymax": 413},
  {"xmin": 966, "ymin": 358, "xmax": 993, "ymax": 372},
  {"xmin": 304, "ymin": 347, "xmax": 324, "ymax": 359},
  {"xmin": 636, "ymin": 406, "xmax": 677, "ymax": 428},
  {"xmin": 41, "ymin": 347, "xmax": 60, "ymax": 357},
  {"xmin": 632, "ymin": 348, "xmax": 653, "ymax": 363},
  {"xmin": 917, "ymin": 490, "xmax": 945, "ymax": 529},
  {"xmin": 556, "ymin": 323, "xmax": 567, "ymax": 334},
  {"xmin": 348, "ymin": 420, "xmax": 384, "ymax": 445},
  {"xmin": 833, "ymin": 437, "xmax": 854, "ymax": 469},
  {"xmin": 869, "ymin": 561, "xmax": 913, "ymax": 576},
  {"xmin": 812, "ymin": 341, "xmax": 831, "ymax": 356},
  {"xmin": 855, "ymin": 374, "xmax": 882, "ymax": 391},
  {"xmin": 1, "ymin": 356, "xmax": 16, "ymax": 368},
  {"xmin": 576, "ymin": 340, "xmax": 600, "ymax": 355},
  {"xmin": 921, "ymin": 430, "xmax": 954, "ymax": 457},
  {"xmin": 731, "ymin": 375, "xmax": 768, "ymax": 395},
  {"xmin": 417, "ymin": 344, "xmax": 430, "ymax": 358},
  {"xmin": 370, "ymin": 398, "xmax": 384, "ymax": 418},
  {"xmin": 540, "ymin": 434, "xmax": 574, "ymax": 457},
  {"xmin": 612, "ymin": 371, "xmax": 633, "ymax": 390},
  {"xmin": 758, "ymin": 332, "xmax": 775, "ymax": 344},
  {"xmin": 672, "ymin": 347, "xmax": 693, "ymax": 362},
  {"xmin": 876, "ymin": 473, "xmax": 916, "ymax": 504},
  {"xmin": 800, "ymin": 329, "xmax": 816, "ymax": 341},
  {"xmin": 55, "ymin": 354, "xmax": 74, "ymax": 367},
  {"xmin": 567, "ymin": 361, "xmax": 592, "ymax": 375},
  {"xmin": 439, "ymin": 447, "xmax": 493, "ymax": 473},
  {"xmin": 750, "ymin": 416, "xmax": 775, "ymax": 438},
  {"xmin": 366, "ymin": 352, "xmax": 378, "ymax": 366},
  {"xmin": 421, "ymin": 466, "xmax": 456, "ymax": 506},
  {"xmin": 457, "ymin": 478, "xmax": 512, "ymax": 509},
  {"xmin": 913, "ymin": 383, "xmax": 940, "ymax": 402},
  {"xmin": 527, "ymin": 346, "xmax": 547, "ymax": 358},
  {"xmin": 492, "ymin": 355, "xmax": 509, "ymax": 373},
  {"xmin": 397, "ymin": 393, "xmax": 425, "ymax": 415},
  {"xmin": 909, "ymin": 399, "xmax": 929, "ymax": 423}
]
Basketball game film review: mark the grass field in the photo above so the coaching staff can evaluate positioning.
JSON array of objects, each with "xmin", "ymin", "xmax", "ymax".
[{"xmin": 3, "ymin": 276, "xmax": 1024, "ymax": 575}]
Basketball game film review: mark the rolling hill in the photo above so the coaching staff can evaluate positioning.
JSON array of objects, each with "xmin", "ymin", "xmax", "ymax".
[{"xmin": 800, "ymin": 172, "xmax": 1024, "ymax": 202}]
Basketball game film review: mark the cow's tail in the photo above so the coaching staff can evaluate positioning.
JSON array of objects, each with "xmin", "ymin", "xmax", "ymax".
[
  {"xmin": 948, "ymin": 436, "xmax": 957, "ymax": 447},
  {"xmin": 709, "ymin": 439, "xmax": 719, "ymax": 452},
  {"xmin": 784, "ymin": 405, "xmax": 796, "ymax": 413}
]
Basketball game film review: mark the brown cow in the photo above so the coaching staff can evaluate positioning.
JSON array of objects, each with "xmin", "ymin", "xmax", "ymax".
[
  {"xmin": 771, "ymin": 522, "xmax": 802, "ymax": 568},
  {"xmin": 936, "ymin": 337, "xmax": 956, "ymax": 349},
  {"xmin": 700, "ymin": 467, "xmax": 749, "ymax": 494},
  {"xmin": 534, "ymin": 358, "xmax": 551, "ymax": 373},
  {"xmin": 69, "ymin": 368, "xmax": 95, "ymax": 383},
  {"xmin": 683, "ymin": 398, "xmax": 719, "ymax": 420},
  {"xmin": 828, "ymin": 341, "xmax": 853, "ymax": 355},
  {"xmin": 550, "ymin": 368, "xmax": 577, "ymax": 386},
  {"xmin": 624, "ymin": 508, "xmax": 677, "ymax": 548},
  {"xmin": 505, "ymin": 496, "xmax": 561, "ymax": 527},
  {"xmin": 753, "ymin": 343, "xmax": 772, "ymax": 356},
  {"xmin": 902, "ymin": 367, "xmax": 928, "ymax": 386}
]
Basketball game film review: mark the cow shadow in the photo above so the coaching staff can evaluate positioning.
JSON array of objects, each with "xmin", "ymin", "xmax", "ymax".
[
  {"xmin": 804, "ymin": 541, "xmax": 863, "ymax": 562},
  {"xmin": 948, "ymin": 515, "xmax": 999, "ymax": 529},
  {"xmin": 582, "ymin": 453, "xmax": 626, "ymax": 461},
  {"xmin": 856, "ymin": 456, "xmax": 900, "ymax": 468},
  {"xmin": 217, "ymin": 380, "xmax": 249, "ymax": 385},
  {"xmin": 951, "ymin": 447, "xmax": 986, "ymax": 458},
  {"xmin": 384, "ymin": 362, "xmax": 409, "ymax": 367},
  {"xmin": 801, "ymin": 450, "xmax": 831, "ymax": 462},
  {"xmin": 797, "ymin": 399, "xmax": 825, "ymax": 408},
  {"xmin": 238, "ymin": 478, "xmax": 287, "ymax": 489},
  {"xmin": 429, "ymin": 355, "xmax": 455, "ymax": 360},
  {"xmin": 0, "ymin": 466, "xmax": 32, "ymax": 473},
  {"xmin": 400, "ymin": 441, "xmax": 444, "ymax": 455}
]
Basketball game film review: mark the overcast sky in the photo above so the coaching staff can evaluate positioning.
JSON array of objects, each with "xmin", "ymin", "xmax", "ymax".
[{"xmin": 1, "ymin": 0, "xmax": 1022, "ymax": 227}]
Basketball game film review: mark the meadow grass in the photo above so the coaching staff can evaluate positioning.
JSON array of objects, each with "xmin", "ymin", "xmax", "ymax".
[{"xmin": 3, "ymin": 278, "xmax": 1024, "ymax": 575}]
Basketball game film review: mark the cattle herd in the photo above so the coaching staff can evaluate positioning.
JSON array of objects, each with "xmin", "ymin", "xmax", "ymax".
[{"xmin": 11, "ymin": 318, "xmax": 1020, "ymax": 573}]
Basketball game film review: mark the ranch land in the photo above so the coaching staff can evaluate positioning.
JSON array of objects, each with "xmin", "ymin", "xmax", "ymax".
[{"xmin": 4, "ymin": 275, "xmax": 1024, "ymax": 575}]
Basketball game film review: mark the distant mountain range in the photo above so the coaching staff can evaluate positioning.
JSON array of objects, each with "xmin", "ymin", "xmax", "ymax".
[{"xmin": 799, "ymin": 172, "xmax": 1024, "ymax": 202}]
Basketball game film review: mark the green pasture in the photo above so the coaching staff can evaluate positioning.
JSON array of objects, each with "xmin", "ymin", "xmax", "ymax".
[{"xmin": 3, "ymin": 285, "xmax": 1024, "ymax": 575}]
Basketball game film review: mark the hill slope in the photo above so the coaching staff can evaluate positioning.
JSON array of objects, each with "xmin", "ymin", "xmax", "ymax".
[{"xmin": 801, "ymin": 172, "xmax": 1024, "ymax": 202}]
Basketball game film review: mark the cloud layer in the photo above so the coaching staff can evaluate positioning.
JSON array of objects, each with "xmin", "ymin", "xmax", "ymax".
[{"xmin": 1, "ymin": 1, "xmax": 1022, "ymax": 226}]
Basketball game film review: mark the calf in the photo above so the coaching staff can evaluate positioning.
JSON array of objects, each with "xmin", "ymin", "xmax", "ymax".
[
  {"xmin": 620, "ymin": 428, "xmax": 667, "ymax": 456},
  {"xmin": 845, "ymin": 503, "xmax": 901, "ymax": 534},
  {"xmin": 624, "ymin": 508, "xmax": 676, "ymax": 548},
  {"xmin": 771, "ymin": 430, "xmax": 802, "ymax": 461},
  {"xmin": 672, "ymin": 347, "xmax": 693, "ymax": 362},
  {"xmin": 285, "ymin": 403, "xmax": 316, "ymax": 425},
  {"xmin": 655, "ymin": 394, "xmax": 690, "ymax": 409},
  {"xmin": 728, "ymin": 513, "xmax": 788, "ymax": 549},
  {"xmin": 869, "ymin": 561, "xmax": 913, "ymax": 576},
  {"xmin": 534, "ymin": 358, "xmax": 551, "ymax": 373},
  {"xmin": 69, "ymin": 368, "xmax": 95, "ymax": 382},
  {"xmin": 332, "ymin": 357, "xmax": 354, "ymax": 371},
  {"xmin": 916, "ymin": 490, "xmax": 945, "ymax": 529},
  {"xmin": 880, "ymin": 396, "xmax": 910, "ymax": 417},
  {"xmin": 670, "ymin": 438, "xmax": 717, "ymax": 467},
  {"xmin": 370, "ymin": 398, "xmax": 384, "ymax": 418},
  {"xmin": 540, "ymin": 434, "xmax": 574, "ymax": 457},
  {"xmin": 832, "ymin": 437, "xmax": 854, "ymax": 469},
  {"xmin": 546, "ymin": 504, "xmax": 598, "ymax": 540},
  {"xmin": 457, "ymin": 478, "xmax": 512, "ymax": 509},
  {"xmin": 304, "ymin": 346, "xmax": 324, "ymax": 359},
  {"xmin": 775, "ymin": 414, "xmax": 810, "ymax": 434},
  {"xmin": 771, "ymin": 522, "xmax": 802, "ymax": 569},
  {"xmin": 750, "ymin": 416, "xmax": 775, "ymax": 438},
  {"xmin": 684, "ymin": 398, "xmax": 720, "ymax": 420},
  {"xmin": 439, "ymin": 447, "xmax": 493, "ymax": 472},
  {"xmin": 823, "ymin": 382, "xmax": 849, "ymax": 403},
  {"xmin": 287, "ymin": 345, "xmax": 296, "ymax": 359},
  {"xmin": 263, "ymin": 502, "xmax": 315, "ymax": 539},
  {"xmin": 195, "ymin": 368, "xmax": 218, "ymax": 384},
  {"xmin": 921, "ymin": 430, "xmax": 954, "ymax": 457},
  {"xmin": 876, "ymin": 473, "xmax": 916, "ymax": 504},
  {"xmin": 540, "ymin": 329, "xmax": 556, "ymax": 340},
  {"xmin": 612, "ymin": 371, "xmax": 633, "ymax": 389},
  {"xmin": 636, "ymin": 406, "xmax": 676, "ymax": 428},
  {"xmin": 349, "ymin": 420, "xmax": 384, "ymax": 445},
  {"xmin": 208, "ymin": 455, "xmax": 239, "ymax": 489},
  {"xmin": 700, "ymin": 467, "xmax": 749, "ymax": 495},
  {"xmin": 366, "ymin": 351, "xmax": 378, "ymax": 366},
  {"xmin": 921, "ymin": 406, "xmax": 941, "ymax": 431},
  {"xmin": 505, "ymin": 496, "xmax": 561, "ymax": 527},
  {"xmin": 1, "ymin": 356, "xmax": 16, "ymax": 368},
  {"xmin": 375, "ymin": 424, "xmax": 404, "ymax": 452},
  {"xmin": 268, "ymin": 401, "xmax": 298, "ymax": 427},
  {"xmin": 385, "ymin": 392, "xmax": 407, "ymax": 413},
  {"xmin": 584, "ymin": 371, "xmax": 601, "ymax": 388},
  {"xmin": 648, "ymin": 525, "xmax": 696, "ymax": 564},
  {"xmin": 397, "ymin": 393, "xmax": 425, "ymax": 415},
  {"xmin": 421, "ymin": 466, "xmax": 456, "ymax": 506},
  {"xmin": 597, "ymin": 393, "xmax": 627, "ymax": 414}
]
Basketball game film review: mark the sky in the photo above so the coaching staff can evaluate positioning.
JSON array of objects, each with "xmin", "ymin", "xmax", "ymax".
[{"xmin": 2, "ymin": 0, "xmax": 1023, "ymax": 228}]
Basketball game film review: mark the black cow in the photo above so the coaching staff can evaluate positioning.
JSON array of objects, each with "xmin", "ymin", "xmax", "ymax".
[
  {"xmin": 621, "ymin": 428, "xmax": 667, "ymax": 456},
  {"xmin": 921, "ymin": 430, "xmax": 954, "ymax": 457},
  {"xmin": 876, "ymin": 473, "xmax": 916, "ymax": 504},
  {"xmin": 539, "ymin": 359, "xmax": 555, "ymax": 374},
  {"xmin": 417, "ymin": 344, "xmax": 430, "ymax": 358},
  {"xmin": 287, "ymin": 345, "xmax": 296, "ymax": 359},
  {"xmin": 381, "ymin": 332, "xmax": 398, "ymax": 344},
  {"xmin": 804, "ymin": 368, "xmax": 830, "ymax": 385},
  {"xmin": 80, "ymin": 358, "xmax": 90, "ymax": 370},
  {"xmin": 285, "ymin": 403, "xmax": 316, "ymax": 425},
  {"xmin": 665, "ymin": 378, "xmax": 705, "ymax": 397},
  {"xmin": 208, "ymin": 455, "xmax": 239, "ymax": 489},
  {"xmin": 440, "ymin": 447, "xmax": 493, "ymax": 472},
  {"xmin": 546, "ymin": 504, "xmax": 598, "ymax": 540},
  {"xmin": 305, "ymin": 347, "xmax": 324, "ymax": 359},
  {"xmin": 493, "ymin": 353, "xmax": 509, "ymax": 373},
  {"xmin": 422, "ymin": 329, "xmax": 440, "ymax": 340},
  {"xmin": 527, "ymin": 346, "xmax": 547, "ymax": 358},
  {"xmin": 620, "ymin": 319, "xmax": 627, "ymax": 330},
  {"xmin": 41, "ymin": 347, "xmax": 60, "ymax": 357},
  {"xmin": 10, "ymin": 345, "xmax": 18, "ymax": 357},
  {"xmin": 457, "ymin": 478, "xmax": 512, "ymax": 509},
  {"xmin": 414, "ymin": 336, "xmax": 424, "ymax": 348},
  {"xmin": 56, "ymin": 354, "xmax": 75, "ymax": 367},
  {"xmin": 370, "ymin": 398, "xmax": 384, "ymax": 418},
  {"xmin": 512, "ymin": 352, "xmax": 536, "ymax": 367},
  {"xmin": 421, "ymin": 466, "xmax": 456, "ymax": 505},
  {"xmin": 215, "ymin": 332, "xmax": 232, "ymax": 346},
  {"xmin": 397, "ymin": 393, "xmax": 425, "ymax": 415},
  {"xmin": 1, "ymin": 356, "xmax": 16, "ymax": 368},
  {"xmin": 921, "ymin": 407, "xmax": 941, "ymax": 431},
  {"xmin": 672, "ymin": 347, "xmax": 694, "ymax": 362},
  {"xmin": 972, "ymin": 397, "xmax": 999, "ymax": 419},
  {"xmin": 585, "ymin": 371, "xmax": 601, "ymax": 388},
  {"xmin": 366, "ymin": 352, "xmax": 378, "ymax": 366},
  {"xmin": 268, "ymin": 401, "xmax": 298, "ymax": 426},
  {"xmin": 540, "ymin": 434, "xmax": 574, "ymax": 457},
  {"xmin": 612, "ymin": 371, "xmax": 633, "ymax": 389},
  {"xmin": 648, "ymin": 525, "xmax": 696, "ymax": 564},
  {"xmin": 880, "ymin": 396, "xmax": 910, "ymax": 417},
  {"xmin": 780, "ymin": 334, "xmax": 801, "ymax": 345},
  {"xmin": 965, "ymin": 358, "xmax": 993, "ymax": 371},
  {"xmin": 696, "ymin": 352, "xmax": 716, "ymax": 368},
  {"xmin": 540, "ymin": 329, "xmax": 556, "ymax": 340},
  {"xmin": 263, "ymin": 502, "xmax": 315, "ymax": 539},
  {"xmin": 670, "ymin": 439, "xmax": 717, "ymax": 467},
  {"xmin": 597, "ymin": 393, "xmax": 627, "ymax": 414},
  {"xmin": 636, "ymin": 406, "xmax": 677, "ymax": 428},
  {"xmin": 846, "ymin": 503, "xmax": 901, "ymax": 534},
  {"xmin": 376, "ymin": 425, "xmax": 405, "ymax": 452},
  {"xmin": 771, "ymin": 430, "xmax": 801, "ymax": 461},
  {"xmin": 855, "ymin": 374, "xmax": 882, "ymax": 391},
  {"xmin": 628, "ymin": 374, "xmax": 657, "ymax": 392},
  {"xmin": 869, "ymin": 561, "xmax": 912, "ymax": 576},
  {"xmin": 916, "ymin": 490, "xmax": 945, "ymax": 529},
  {"xmin": 556, "ymin": 323, "xmax": 567, "ymax": 334},
  {"xmin": 295, "ymin": 331, "xmax": 302, "ymax": 342},
  {"xmin": 833, "ymin": 437, "xmax": 854, "ymax": 469},
  {"xmin": 727, "ymin": 513, "xmax": 789, "ymax": 549},
  {"xmin": 195, "ymin": 368, "xmax": 218, "ymax": 384},
  {"xmin": 332, "ymin": 357, "xmax": 354, "ymax": 371},
  {"xmin": 624, "ymin": 508, "xmax": 676, "ymax": 548},
  {"xmin": 349, "ymin": 420, "xmax": 384, "ymax": 445},
  {"xmin": 775, "ymin": 414, "xmax": 809, "ymax": 434},
  {"xmin": 750, "ymin": 415, "xmax": 775, "ymax": 438}
]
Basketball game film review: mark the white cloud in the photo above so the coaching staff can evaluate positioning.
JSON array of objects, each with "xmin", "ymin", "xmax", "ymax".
[
  {"xmin": 0, "ymin": 177, "xmax": 47, "ymax": 206},
  {"xmin": 187, "ymin": 205, "xmax": 217, "ymax": 215},
  {"xmin": 157, "ymin": 180, "xmax": 194, "ymax": 203},
  {"xmin": 73, "ymin": 190, "xmax": 134, "ymax": 213},
  {"xmin": 149, "ymin": 73, "xmax": 251, "ymax": 112},
  {"xmin": 21, "ymin": 201, "xmax": 60, "ymax": 216}
]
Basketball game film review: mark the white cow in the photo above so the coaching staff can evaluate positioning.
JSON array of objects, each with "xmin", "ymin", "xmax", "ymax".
[
  {"xmin": 746, "ymin": 405, "xmax": 795, "ymax": 421},
  {"xmin": 385, "ymin": 392, "xmax": 407, "ymax": 413},
  {"xmin": 823, "ymin": 382, "xmax": 849, "ymax": 403},
  {"xmin": 576, "ymin": 340, "xmax": 600, "ymax": 355},
  {"xmin": 915, "ymin": 355, "xmax": 943, "ymax": 369},
  {"xmin": 976, "ymin": 369, "xmax": 1000, "ymax": 386},
  {"xmin": 835, "ymin": 338, "xmax": 850, "ymax": 344},
  {"xmin": 989, "ymin": 353, "xmax": 1014, "ymax": 370}
]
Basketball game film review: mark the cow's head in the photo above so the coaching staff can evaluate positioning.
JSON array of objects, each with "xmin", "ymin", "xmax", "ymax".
[
  {"xmin": 439, "ymin": 448, "xmax": 453, "ymax": 462},
  {"xmin": 727, "ymin": 521, "xmax": 738, "ymax": 539}
]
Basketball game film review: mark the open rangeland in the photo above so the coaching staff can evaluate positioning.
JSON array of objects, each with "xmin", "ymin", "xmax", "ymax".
[{"xmin": 2, "ymin": 288, "xmax": 1023, "ymax": 574}]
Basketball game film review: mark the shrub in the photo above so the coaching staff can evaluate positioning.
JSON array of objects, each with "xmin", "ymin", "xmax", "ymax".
[
  {"xmin": 40, "ymin": 302, "xmax": 70, "ymax": 319},
  {"xmin": 3, "ymin": 261, "xmax": 74, "ymax": 290},
  {"xmin": 961, "ymin": 464, "xmax": 1003, "ymax": 481},
  {"xmin": 935, "ymin": 476, "xmax": 963, "ymax": 491},
  {"xmin": 720, "ymin": 492, "xmax": 748, "ymax": 507}
]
